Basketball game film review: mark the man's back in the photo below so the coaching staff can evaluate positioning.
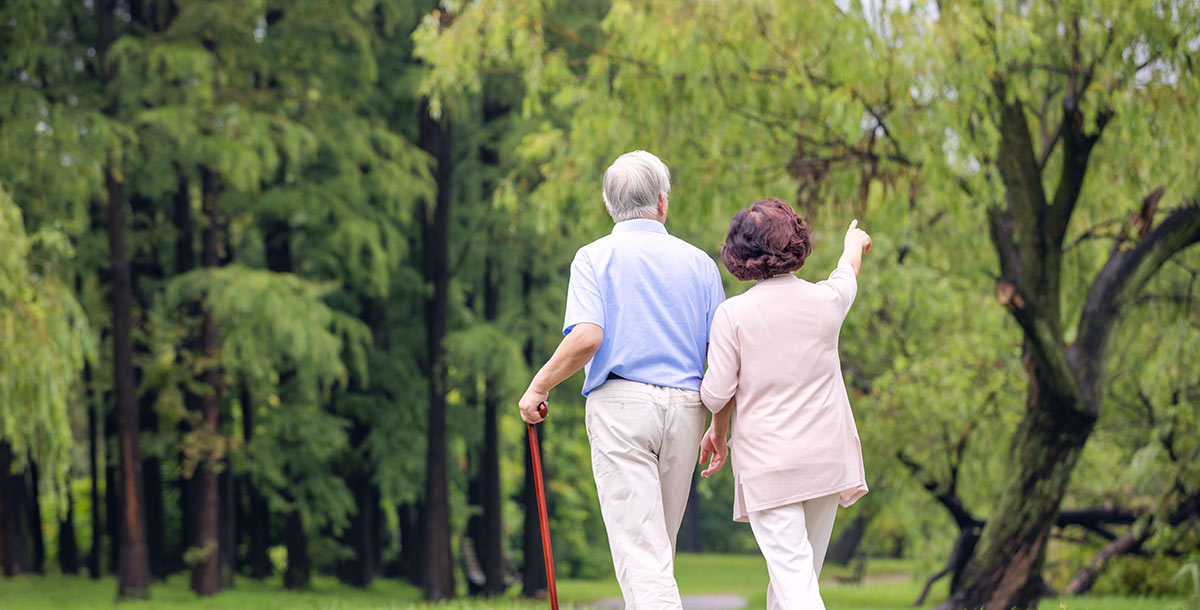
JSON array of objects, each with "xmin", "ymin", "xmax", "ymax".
[{"xmin": 564, "ymin": 218, "xmax": 725, "ymax": 395}]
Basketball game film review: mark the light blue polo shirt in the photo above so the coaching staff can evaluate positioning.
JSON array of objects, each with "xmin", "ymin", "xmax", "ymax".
[{"xmin": 563, "ymin": 219, "xmax": 726, "ymax": 396}]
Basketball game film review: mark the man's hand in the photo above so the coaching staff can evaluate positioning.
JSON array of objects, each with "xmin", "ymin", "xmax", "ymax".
[
  {"xmin": 519, "ymin": 386, "xmax": 549, "ymax": 424},
  {"xmin": 844, "ymin": 219, "xmax": 872, "ymax": 254},
  {"xmin": 698, "ymin": 425, "xmax": 729, "ymax": 478}
]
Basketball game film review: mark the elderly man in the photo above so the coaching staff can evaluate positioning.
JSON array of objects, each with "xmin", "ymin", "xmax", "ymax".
[{"xmin": 519, "ymin": 150, "xmax": 725, "ymax": 609}]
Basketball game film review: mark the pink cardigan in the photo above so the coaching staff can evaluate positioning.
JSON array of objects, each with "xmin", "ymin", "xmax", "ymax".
[{"xmin": 700, "ymin": 264, "xmax": 868, "ymax": 522}]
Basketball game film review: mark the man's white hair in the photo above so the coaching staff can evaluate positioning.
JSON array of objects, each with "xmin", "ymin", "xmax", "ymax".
[{"xmin": 602, "ymin": 150, "xmax": 671, "ymax": 222}]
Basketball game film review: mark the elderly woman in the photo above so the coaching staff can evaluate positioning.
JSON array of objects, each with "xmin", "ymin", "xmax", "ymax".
[{"xmin": 698, "ymin": 198, "xmax": 871, "ymax": 610}]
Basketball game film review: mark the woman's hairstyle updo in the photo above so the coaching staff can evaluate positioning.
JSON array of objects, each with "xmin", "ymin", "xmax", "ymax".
[{"xmin": 720, "ymin": 198, "xmax": 813, "ymax": 281}]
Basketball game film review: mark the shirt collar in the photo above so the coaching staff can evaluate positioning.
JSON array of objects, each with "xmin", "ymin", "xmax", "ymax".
[
  {"xmin": 611, "ymin": 218, "xmax": 668, "ymax": 235},
  {"xmin": 756, "ymin": 273, "xmax": 800, "ymax": 284}
]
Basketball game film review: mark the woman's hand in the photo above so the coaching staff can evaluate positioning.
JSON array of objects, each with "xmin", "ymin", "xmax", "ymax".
[
  {"xmin": 839, "ymin": 219, "xmax": 872, "ymax": 275},
  {"xmin": 844, "ymin": 219, "xmax": 872, "ymax": 254},
  {"xmin": 698, "ymin": 425, "xmax": 729, "ymax": 478}
]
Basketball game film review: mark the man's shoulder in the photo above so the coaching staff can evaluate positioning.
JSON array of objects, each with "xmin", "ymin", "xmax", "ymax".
[{"xmin": 661, "ymin": 234, "xmax": 719, "ymax": 267}]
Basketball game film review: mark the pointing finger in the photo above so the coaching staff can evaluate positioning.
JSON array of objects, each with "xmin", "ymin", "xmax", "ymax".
[{"xmin": 849, "ymin": 219, "xmax": 858, "ymax": 230}]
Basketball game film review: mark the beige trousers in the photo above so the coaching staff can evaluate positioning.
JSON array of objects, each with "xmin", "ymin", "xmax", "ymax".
[
  {"xmin": 585, "ymin": 379, "xmax": 707, "ymax": 610},
  {"xmin": 748, "ymin": 493, "xmax": 841, "ymax": 610}
]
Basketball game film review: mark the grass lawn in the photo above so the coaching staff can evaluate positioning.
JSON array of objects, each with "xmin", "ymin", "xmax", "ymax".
[{"xmin": 0, "ymin": 554, "xmax": 1189, "ymax": 610}]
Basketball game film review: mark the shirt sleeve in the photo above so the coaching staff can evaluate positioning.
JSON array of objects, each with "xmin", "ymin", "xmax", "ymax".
[
  {"xmin": 700, "ymin": 305, "xmax": 738, "ymax": 413},
  {"xmin": 817, "ymin": 261, "xmax": 858, "ymax": 321},
  {"xmin": 563, "ymin": 249, "xmax": 604, "ymax": 336},
  {"xmin": 704, "ymin": 259, "xmax": 726, "ymax": 342}
]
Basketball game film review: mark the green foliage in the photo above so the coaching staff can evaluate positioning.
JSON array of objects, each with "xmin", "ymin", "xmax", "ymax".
[{"xmin": 0, "ymin": 185, "xmax": 92, "ymax": 497}]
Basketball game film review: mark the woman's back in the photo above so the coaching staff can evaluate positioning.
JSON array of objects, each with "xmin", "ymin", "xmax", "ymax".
[{"xmin": 701, "ymin": 265, "xmax": 867, "ymax": 522}]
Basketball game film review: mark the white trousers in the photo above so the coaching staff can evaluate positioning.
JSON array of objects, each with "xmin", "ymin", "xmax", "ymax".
[
  {"xmin": 747, "ymin": 493, "xmax": 841, "ymax": 610},
  {"xmin": 585, "ymin": 379, "xmax": 707, "ymax": 610}
]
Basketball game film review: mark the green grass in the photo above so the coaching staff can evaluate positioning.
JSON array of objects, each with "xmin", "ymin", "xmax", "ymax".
[{"xmin": 0, "ymin": 555, "xmax": 1189, "ymax": 610}]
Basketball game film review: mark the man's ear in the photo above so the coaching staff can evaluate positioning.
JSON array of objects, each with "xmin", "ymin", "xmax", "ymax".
[{"xmin": 658, "ymin": 192, "xmax": 669, "ymax": 219}]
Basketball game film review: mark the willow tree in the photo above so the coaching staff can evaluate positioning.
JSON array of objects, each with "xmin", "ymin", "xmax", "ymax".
[
  {"xmin": 0, "ymin": 187, "xmax": 92, "ymax": 573},
  {"xmin": 416, "ymin": 1, "xmax": 1200, "ymax": 607}
]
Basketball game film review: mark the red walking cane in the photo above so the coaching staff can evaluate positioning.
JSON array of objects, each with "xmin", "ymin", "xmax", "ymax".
[{"xmin": 527, "ymin": 401, "xmax": 559, "ymax": 610}]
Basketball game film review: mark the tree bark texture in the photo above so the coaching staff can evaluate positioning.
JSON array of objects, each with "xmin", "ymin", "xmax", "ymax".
[{"xmin": 98, "ymin": 0, "xmax": 152, "ymax": 598}]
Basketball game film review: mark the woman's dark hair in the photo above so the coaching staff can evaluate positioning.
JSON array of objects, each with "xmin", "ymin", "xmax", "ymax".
[{"xmin": 721, "ymin": 198, "xmax": 813, "ymax": 281}]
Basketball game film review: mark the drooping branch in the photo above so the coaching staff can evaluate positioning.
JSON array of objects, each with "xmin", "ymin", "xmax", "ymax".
[
  {"xmin": 1073, "ymin": 203, "xmax": 1200, "ymax": 395},
  {"xmin": 897, "ymin": 451, "xmax": 982, "ymax": 529}
]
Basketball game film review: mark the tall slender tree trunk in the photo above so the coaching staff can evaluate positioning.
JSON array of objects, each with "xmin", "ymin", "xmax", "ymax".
[
  {"xmin": 418, "ymin": 100, "xmax": 455, "ymax": 601},
  {"xmin": 282, "ymin": 509, "xmax": 310, "ymax": 589},
  {"xmin": 98, "ymin": 0, "xmax": 151, "ymax": 597},
  {"xmin": 397, "ymin": 503, "xmax": 422, "ymax": 586},
  {"xmin": 218, "ymin": 461, "xmax": 235, "ymax": 589},
  {"xmin": 520, "ymin": 270, "xmax": 548, "ymax": 599},
  {"xmin": 190, "ymin": 166, "xmax": 221, "ymax": 596},
  {"xmin": 27, "ymin": 463, "xmax": 44, "ymax": 573},
  {"xmin": 174, "ymin": 172, "xmax": 199, "ymax": 574},
  {"xmin": 107, "ymin": 162, "xmax": 152, "ymax": 599},
  {"xmin": 130, "ymin": 192, "xmax": 168, "ymax": 581},
  {"xmin": 479, "ymin": 257, "xmax": 505, "ymax": 595},
  {"xmin": 337, "ymin": 460, "xmax": 376, "ymax": 588},
  {"xmin": 59, "ymin": 492, "xmax": 80, "ymax": 574},
  {"xmin": 104, "ymin": 413, "xmax": 118, "ymax": 576},
  {"xmin": 240, "ymin": 386, "xmax": 270, "ymax": 580},
  {"xmin": 87, "ymin": 363, "xmax": 101, "ymax": 578},
  {"xmin": 0, "ymin": 442, "xmax": 13, "ymax": 576},
  {"xmin": 679, "ymin": 474, "xmax": 702, "ymax": 553}
]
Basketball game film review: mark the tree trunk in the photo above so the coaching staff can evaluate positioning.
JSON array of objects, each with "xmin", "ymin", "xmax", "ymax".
[
  {"xmin": 282, "ymin": 510, "xmax": 310, "ymax": 589},
  {"xmin": 397, "ymin": 503, "xmax": 422, "ymax": 586},
  {"xmin": 479, "ymin": 257, "xmax": 506, "ymax": 594},
  {"xmin": 337, "ymin": 420, "xmax": 376, "ymax": 589},
  {"xmin": 190, "ymin": 166, "xmax": 221, "ymax": 596},
  {"xmin": 218, "ymin": 460, "xmax": 236, "ymax": 589},
  {"xmin": 679, "ymin": 474, "xmax": 702, "ymax": 553},
  {"xmin": 105, "ymin": 427, "xmax": 118, "ymax": 576},
  {"xmin": 130, "ymin": 191, "xmax": 168, "ymax": 582},
  {"xmin": 108, "ymin": 163, "xmax": 152, "ymax": 599},
  {"xmin": 826, "ymin": 514, "xmax": 868, "ymax": 566},
  {"xmin": 520, "ymin": 270, "xmax": 548, "ymax": 599},
  {"xmin": 59, "ymin": 492, "xmax": 80, "ymax": 574},
  {"xmin": 27, "ymin": 463, "xmax": 44, "ymax": 573},
  {"xmin": 173, "ymin": 172, "xmax": 199, "ymax": 574},
  {"xmin": 87, "ymin": 367, "xmax": 101, "ymax": 578},
  {"xmin": 418, "ymin": 100, "xmax": 455, "ymax": 601},
  {"xmin": 936, "ymin": 388, "xmax": 1094, "ymax": 610},
  {"xmin": 0, "ymin": 442, "xmax": 14, "ymax": 576},
  {"xmin": 240, "ymin": 386, "xmax": 270, "ymax": 580},
  {"xmin": 96, "ymin": 0, "xmax": 151, "ymax": 597}
]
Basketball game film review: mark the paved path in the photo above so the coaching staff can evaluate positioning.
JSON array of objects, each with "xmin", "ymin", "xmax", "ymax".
[{"xmin": 588, "ymin": 594, "xmax": 747, "ymax": 609}]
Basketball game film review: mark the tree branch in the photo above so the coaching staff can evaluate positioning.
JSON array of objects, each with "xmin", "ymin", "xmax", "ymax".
[
  {"xmin": 897, "ymin": 451, "xmax": 983, "ymax": 529},
  {"xmin": 1073, "ymin": 203, "xmax": 1200, "ymax": 396}
]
